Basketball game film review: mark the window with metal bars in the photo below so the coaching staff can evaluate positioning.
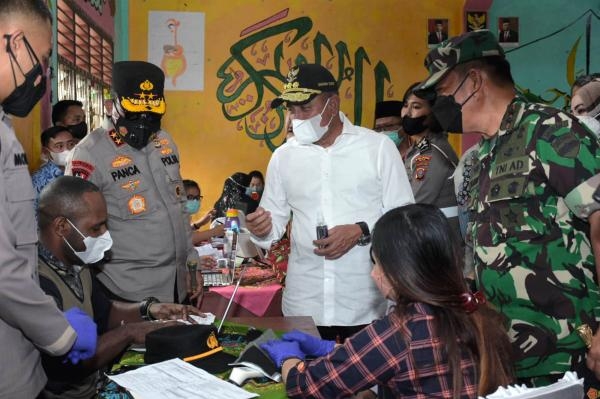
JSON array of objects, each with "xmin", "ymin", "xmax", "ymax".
[{"xmin": 56, "ymin": 0, "xmax": 113, "ymax": 130}]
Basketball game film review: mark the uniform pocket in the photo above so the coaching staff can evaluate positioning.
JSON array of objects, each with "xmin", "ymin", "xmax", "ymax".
[{"xmin": 5, "ymin": 168, "xmax": 37, "ymax": 245}]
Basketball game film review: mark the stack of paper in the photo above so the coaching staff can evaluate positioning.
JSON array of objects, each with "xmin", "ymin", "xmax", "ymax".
[
  {"xmin": 481, "ymin": 371, "xmax": 583, "ymax": 399},
  {"xmin": 108, "ymin": 358, "xmax": 258, "ymax": 399}
]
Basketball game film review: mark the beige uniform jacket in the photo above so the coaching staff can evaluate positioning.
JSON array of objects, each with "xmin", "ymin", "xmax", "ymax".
[
  {"xmin": 66, "ymin": 127, "xmax": 198, "ymax": 302},
  {"xmin": 0, "ymin": 109, "xmax": 76, "ymax": 398}
]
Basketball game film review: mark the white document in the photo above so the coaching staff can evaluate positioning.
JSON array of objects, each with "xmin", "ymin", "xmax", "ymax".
[
  {"xmin": 481, "ymin": 371, "xmax": 583, "ymax": 399},
  {"xmin": 108, "ymin": 358, "xmax": 258, "ymax": 399},
  {"xmin": 195, "ymin": 243, "xmax": 220, "ymax": 258},
  {"xmin": 188, "ymin": 313, "xmax": 215, "ymax": 325}
]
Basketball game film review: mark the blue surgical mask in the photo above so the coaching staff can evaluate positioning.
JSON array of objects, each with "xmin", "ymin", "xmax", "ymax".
[
  {"xmin": 382, "ymin": 130, "xmax": 403, "ymax": 146},
  {"xmin": 185, "ymin": 199, "xmax": 200, "ymax": 214}
]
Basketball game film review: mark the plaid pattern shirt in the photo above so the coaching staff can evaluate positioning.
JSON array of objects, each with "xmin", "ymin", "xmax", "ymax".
[{"xmin": 286, "ymin": 302, "xmax": 479, "ymax": 398}]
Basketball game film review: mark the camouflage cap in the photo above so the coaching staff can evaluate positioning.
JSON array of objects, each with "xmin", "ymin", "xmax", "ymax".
[
  {"xmin": 417, "ymin": 30, "xmax": 505, "ymax": 91},
  {"xmin": 270, "ymin": 63, "xmax": 338, "ymax": 109}
]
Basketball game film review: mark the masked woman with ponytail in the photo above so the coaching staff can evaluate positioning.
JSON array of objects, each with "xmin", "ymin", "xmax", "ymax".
[
  {"xmin": 401, "ymin": 82, "xmax": 461, "ymax": 241},
  {"xmin": 260, "ymin": 204, "xmax": 514, "ymax": 398}
]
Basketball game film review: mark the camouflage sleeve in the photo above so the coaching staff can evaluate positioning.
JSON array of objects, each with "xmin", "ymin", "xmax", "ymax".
[
  {"xmin": 536, "ymin": 113, "xmax": 600, "ymax": 220},
  {"xmin": 565, "ymin": 174, "xmax": 600, "ymax": 219}
]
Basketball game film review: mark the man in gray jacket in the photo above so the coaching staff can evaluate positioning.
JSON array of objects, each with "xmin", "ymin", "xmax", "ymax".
[
  {"xmin": 0, "ymin": 1, "xmax": 97, "ymax": 397},
  {"xmin": 66, "ymin": 61, "xmax": 202, "ymax": 305}
]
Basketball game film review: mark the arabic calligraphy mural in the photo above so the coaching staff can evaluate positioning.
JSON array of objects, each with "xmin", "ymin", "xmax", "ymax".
[{"xmin": 216, "ymin": 10, "xmax": 394, "ymax": 152}]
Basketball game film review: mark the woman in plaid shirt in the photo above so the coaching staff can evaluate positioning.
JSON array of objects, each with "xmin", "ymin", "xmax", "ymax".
[{"xmin": 262, "ymin": 204, "xmax": 514, "ymax": 398}]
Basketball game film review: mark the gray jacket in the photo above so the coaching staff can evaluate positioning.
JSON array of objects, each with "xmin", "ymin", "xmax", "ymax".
[
  {"xmin": 66, "ymin": 127, "xmax": 198, "ymax": 302},
  {"xmin": 0, "ymin": 110, "xmax": 76, "ymax": 398}
]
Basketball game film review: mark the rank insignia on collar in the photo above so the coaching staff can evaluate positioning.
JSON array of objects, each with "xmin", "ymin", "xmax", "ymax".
[
  {"xmin": 417, "ymin": 137, "xmax": 431, "ymax": 152},
  {"xmin": 111, "ymin": 155, "xmax": 133, "ymax": 168},
  {"xmin": 160, "ymin": 147, "xmax": 173, "ymax": 155},
  {"xmin": 109, "ymin": 130, "xmax": 125, "ymax": 147},
  {"xmin": 128, "ymin": 194, "xmax": 146, "ymax": 215},
  {"xmin": 160, "ymin": 138, "xmax": 169, "ymax": 146},
  {"xmin": 121, "ymin": 179, "xmax": 140, "ymax": 192}
]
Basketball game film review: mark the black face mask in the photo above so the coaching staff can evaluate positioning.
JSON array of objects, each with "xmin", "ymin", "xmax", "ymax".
[
  {"xmin": 68, "ymin": 121, "xmax": 88, "ymax": 140},
  {"xmin": 431, "ymin": 74, "xmax": 476, "ymax": 133},
  {"xmin": 401, "ymin": 115, "xmax": 428, "ymax": 135},
  {"xmin": 2, "ymin": 35, "xmax": 46, "ymax": 117},
  {"xmin": 115, "ymin": 113, "xmax": 161, "ymax": 149}
]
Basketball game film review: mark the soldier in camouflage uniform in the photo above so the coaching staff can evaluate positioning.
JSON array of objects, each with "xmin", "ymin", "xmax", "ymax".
[{"xmin": 417, "ymin": 30, "xmax": 600, "ymax": 391}]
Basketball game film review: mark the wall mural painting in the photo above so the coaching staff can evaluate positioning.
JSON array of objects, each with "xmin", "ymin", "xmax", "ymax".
[
  {"xmin": 510, "ymin": 9, "xmax": 599, "ymax": 111},
  {"xmin": 148, "ymin": 11, "xmax": 205, "ymax": 91},
  {"xmin": 216, "ymin": 9, "xmax": 393, "ymax": 152}
]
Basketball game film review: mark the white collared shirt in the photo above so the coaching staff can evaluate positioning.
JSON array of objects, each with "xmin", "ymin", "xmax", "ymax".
[{"xmin": 252, "ymin": 113, "xmax": 414, "ymax": 326}]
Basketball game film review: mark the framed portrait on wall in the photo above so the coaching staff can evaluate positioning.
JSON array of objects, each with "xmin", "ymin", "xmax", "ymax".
[
  {"xmin": 466, "ymin": 12, "xmax": 487, "ymax": 32},
  {"xmin": 498, "ymin": 17, "xmax": 519, "ymax": 47},
  {"xmin": 427, "ymin": 18, "xmax": 448, "ymax": 47}
]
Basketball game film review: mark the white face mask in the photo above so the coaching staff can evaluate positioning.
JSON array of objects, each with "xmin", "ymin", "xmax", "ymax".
[
  {"xmin": 63, "ymin": 219, "xmax": 113, "ymax": 264},
  {"xmin": 577, "ymin": 114, "xmax": 600, "ymax": 139},
  {"xmin": 49, "ymin": 148, "xmax": 73, "ymax": 167},
  {"xmin": 292, "ymin": 98, "xmax": 334, "ymax": 144}
]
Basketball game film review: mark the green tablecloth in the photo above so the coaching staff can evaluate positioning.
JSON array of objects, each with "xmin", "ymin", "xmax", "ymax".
[{"xmin": 102, "ymin": 321, "xmax": 287, "ymax": 399}]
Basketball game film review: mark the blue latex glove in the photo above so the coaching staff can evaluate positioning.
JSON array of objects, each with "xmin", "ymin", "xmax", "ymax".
[
  {"xmin": 64, "ymin": 307, "xmax": 97, "ymax": 364},
  {"xmin": 260, "ymin": 339, "xmax": 305, "ymax": 368},
  {"xmin": 282, "ymin": 329, "xmax": 335, "ymax": 357}
]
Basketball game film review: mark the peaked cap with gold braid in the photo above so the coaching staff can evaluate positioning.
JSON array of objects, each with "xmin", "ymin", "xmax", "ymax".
[
  {"xmin": 270, "ymin": 63, "xmax": 338, "ymax": 109},
  {"xmin": 112, "ymin": 61, "xmax": 166, "ymax": 115}
]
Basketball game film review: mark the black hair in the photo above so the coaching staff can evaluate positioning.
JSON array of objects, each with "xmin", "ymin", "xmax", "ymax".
[
  {"xmin": 403, "ymin": 82, "xmax": 444, "ymax": 134},
  {"xmin": 213, "ymin": 172, "xmax": 253, "ymax": 218},
  {"xmin": 402, "ymin": 82, "xmax": 422, "ymax": 105},
  {"xmin": 52, "ymin": 100, "xmax": 83, "ymax": 125},
  {"xmin": 183, "ymin": 179, "xmax": 199, "ymax": 192},
  {"xmin": 40, "ymin": 125, "xmax": 71, "ymax": 147},
  {"xmin": 371, "ymin": 204, "xmax": 513, "ymax": 397},
  {"xmin": 248, "ymin": 170, "xmax": 264, "ymax": 184},
  {"xmin": 38, "ymin": 176, "xmax": 101, "ymax": 230},
  {"xmin": 0, "ymin": 0, "xmax": 51, "ymax": 23},
  {"xmin": 453, "ymin": 56, "xmax": 514, "ymax": 87}
]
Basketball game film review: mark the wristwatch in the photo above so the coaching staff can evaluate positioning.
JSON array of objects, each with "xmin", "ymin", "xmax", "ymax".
[
  {"xmin": 140, "ymin": 296, "xmax": 160, "ymax": 321},
  {"xmin": 355, "ymin": 222, "xmax": 371, "ymax": 246}
]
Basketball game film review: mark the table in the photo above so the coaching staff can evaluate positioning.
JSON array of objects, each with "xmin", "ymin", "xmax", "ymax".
[
  {"xmin": 200, "ymin": 283, "xmax": 283, "ymax": 318},
  {"xmin": 228, "ymin": 316, "xmax": 320, "ymax": 337},
  {"xmin": 106, "ymin": 316, "xmax": 319, "ymax": 399}
]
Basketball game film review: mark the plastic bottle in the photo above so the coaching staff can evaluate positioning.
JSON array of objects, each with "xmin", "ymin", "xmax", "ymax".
[
  {"xmin": 316, "ymin": 211, "xmax": 328, "ymax": 240},
  {"xmin": 224, "ymin": 208, "xmax": 240, "ymax": 232},
  {"xmin": 223, "ymin": 209, "xmax": 240, "ymax": 273},
  {"xmin": 316, "ymin": 211, "xmax": 328, "ymax": 249}
]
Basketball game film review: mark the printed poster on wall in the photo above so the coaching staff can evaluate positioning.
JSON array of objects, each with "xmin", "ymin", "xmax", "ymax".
[{"xmin": 148, "ymin": 11, "xmax": 205, "ymax": 91}]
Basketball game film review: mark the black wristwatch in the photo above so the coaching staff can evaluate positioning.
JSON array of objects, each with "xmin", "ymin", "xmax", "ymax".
[
  {"xmin": 140, "ymin": 296, "xmax": 160, "ymax": 321},
  {"xmin": 355, "ymin": 221, "xmax": 371, "ymax": 246}
]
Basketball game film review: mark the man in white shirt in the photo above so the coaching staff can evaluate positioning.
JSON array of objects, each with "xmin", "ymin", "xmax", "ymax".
[{"xmin": 247, "ymin": 64, "xmax": 414, "ymax": 341}]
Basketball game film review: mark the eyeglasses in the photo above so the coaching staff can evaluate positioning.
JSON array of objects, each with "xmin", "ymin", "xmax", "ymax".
[{"xmin": 186, "ymin": 195, "xmax": 203, "ymax": 201}]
